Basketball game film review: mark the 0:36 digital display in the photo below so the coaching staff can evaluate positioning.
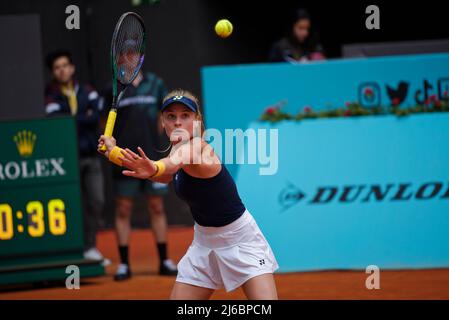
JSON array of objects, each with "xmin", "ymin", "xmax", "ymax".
[{"xmin": 0, "ymin": 199, "xmax": 67, "ymax": 240}]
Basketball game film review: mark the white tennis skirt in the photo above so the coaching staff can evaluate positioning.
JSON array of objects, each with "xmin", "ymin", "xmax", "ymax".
[{"xmin": 176, "ymin": 209, "xmax": 279, "ymax": 292}]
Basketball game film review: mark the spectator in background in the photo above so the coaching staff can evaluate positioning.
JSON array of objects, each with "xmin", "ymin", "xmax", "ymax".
[
  {"xmin": 269, "ymin": 8, "xmax": 326, "ymax": 63},
  {"xmin": 44, "ymin": 50, "xmax": 109, "ymax": 265},
  {"xmin": 101, "ymin": 67, "xmax": 178, "ymax": 281}
]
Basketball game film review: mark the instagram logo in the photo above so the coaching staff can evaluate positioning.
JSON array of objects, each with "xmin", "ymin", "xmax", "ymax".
[{"xmin": 358, "ymin": 82, "xmax": 381, "ymax": 108}]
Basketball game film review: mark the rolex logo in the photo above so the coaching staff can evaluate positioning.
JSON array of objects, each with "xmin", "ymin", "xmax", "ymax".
[
  {"xmin": 13, "ymin": 130, "xmax": 36, "ymax": 157},
  {"xmin": 173, "ymin": 95, "xmax": 183, "ymax": 100}
]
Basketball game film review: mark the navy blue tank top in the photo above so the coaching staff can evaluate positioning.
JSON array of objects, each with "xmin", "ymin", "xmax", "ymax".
[{"xmin": 173, "ymin": 165, "xmax": 246, "ymax": 227}]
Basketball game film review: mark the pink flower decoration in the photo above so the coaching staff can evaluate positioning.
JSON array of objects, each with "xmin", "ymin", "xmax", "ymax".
[
  {"xmin": 303, "ymin": 106, "xmax": 312, "ymax": 113},
  {"xmin": 265, "ymin": 107, "xmax": 276, "ymax": 115}
]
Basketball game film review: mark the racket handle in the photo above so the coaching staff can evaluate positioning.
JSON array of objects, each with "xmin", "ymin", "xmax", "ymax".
[{"xmin": 99, "ymin": 109, "xmax": 117, "ymax": 152}]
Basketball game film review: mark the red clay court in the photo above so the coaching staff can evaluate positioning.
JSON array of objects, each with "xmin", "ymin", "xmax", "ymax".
[{"xmin": 1, "ymin": 228, "xmax": 449, "ymax": 300}]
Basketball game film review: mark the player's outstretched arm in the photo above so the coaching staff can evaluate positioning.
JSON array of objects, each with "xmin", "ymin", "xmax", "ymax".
[
  {"xmin": 119, "ymin": 146, "xmax": 184, "ymax": 182},
  {"xmin": 98, "ymin": 135, "xmax": 176, "ymax": 183},
  {"xmin": 120, "ymin": 138, "xmax": 209, "ymax": 182}
]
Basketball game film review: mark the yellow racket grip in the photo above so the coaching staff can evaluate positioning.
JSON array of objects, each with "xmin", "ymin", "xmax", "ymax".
[{"xmin": 100, "ymin": 109, "xmax": 117, "ymax": 152}]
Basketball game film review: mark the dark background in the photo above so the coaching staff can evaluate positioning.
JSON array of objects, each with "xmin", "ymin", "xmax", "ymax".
[
  {"xmin": 1, "ymin": 0, "xmax": 448, "ymax": 227},
  {"xmin": 1, "ymin": 0, "xmax": 448, "ymax": 99}
]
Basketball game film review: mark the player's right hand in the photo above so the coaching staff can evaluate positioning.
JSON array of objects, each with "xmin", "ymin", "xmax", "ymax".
[{"xmin": 97, "ymin": 135, "xmax": 117, "ymax": 157}]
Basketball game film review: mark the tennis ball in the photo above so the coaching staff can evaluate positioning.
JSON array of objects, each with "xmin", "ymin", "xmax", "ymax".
[{"xmin": 215, "ymin": 19, "xmax": 233, "ymax": 38}]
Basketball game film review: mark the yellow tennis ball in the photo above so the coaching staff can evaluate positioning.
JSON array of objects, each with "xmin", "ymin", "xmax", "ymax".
[{"xmin": 215, "ymin": 19, "xmax": 233, "ymax": 38}]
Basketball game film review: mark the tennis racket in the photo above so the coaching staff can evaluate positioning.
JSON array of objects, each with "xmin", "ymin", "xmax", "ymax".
[{"xmin": 100, "ymin": 12, "xmax": 146, "ymax": 152}]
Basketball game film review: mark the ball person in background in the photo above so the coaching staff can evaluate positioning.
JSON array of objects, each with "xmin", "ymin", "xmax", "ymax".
[
  {"xmin": 98, "ymin": 89, "xmax": 279, "ymax": 299},
  {"xmin": 101, "ymin": 67, "xmax": 177, "ymax": 280},
  {"xmin": 269, "ymin": 8, "xmax": 326, "ymax": 63},
  {"xmin": 44, "ymin": 50, "xmax": 109, "ymax": 265}
]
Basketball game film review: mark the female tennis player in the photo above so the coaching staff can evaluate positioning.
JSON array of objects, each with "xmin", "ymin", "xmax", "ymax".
[{"xmin": 98, "ymin": 89, "xmax": 279, "ymax": 299}]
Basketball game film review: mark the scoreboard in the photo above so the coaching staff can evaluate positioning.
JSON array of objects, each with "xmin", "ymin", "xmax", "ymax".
[{"xmin": 0, "ymin": 116, "xmax": 104, "ymax": 285}]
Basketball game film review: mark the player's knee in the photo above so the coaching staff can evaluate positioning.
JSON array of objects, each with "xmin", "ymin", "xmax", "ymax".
[
  {"xmin": 116, "ymin": 201, "xmax": 132, "ymax": 219},
  {"xmin": 116, "ymin": 208, "xmax": 131, "ymax": 220},
  {"xmin": 148, "ymin": 198, "xmax": 164, "ymax": 216},
  {"xmin": 149, "ymin": 203, "xmax": 164, "ymax": 216}
]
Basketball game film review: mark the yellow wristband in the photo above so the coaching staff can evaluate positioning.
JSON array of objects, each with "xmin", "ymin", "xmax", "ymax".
[
  {"xmin": 108, "ymin": 146, "xmax": 124, "ymax": 166},
  {"xmin": 151, "ymin": 160, "xmax": 166, "ymax": 178}
]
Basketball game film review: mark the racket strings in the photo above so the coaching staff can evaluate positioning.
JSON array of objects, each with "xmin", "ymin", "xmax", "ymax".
[{"xmin": 114, "ymin": 14, "xmax": 145, "ymax": 85}]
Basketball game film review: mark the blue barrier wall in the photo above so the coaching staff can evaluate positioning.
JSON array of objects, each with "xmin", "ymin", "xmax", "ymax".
[
  {"xmin": 235, "ymin": 114, "xmax": 449, "ymax": 272},
  {"xmin": 202, "ymin": 53, "xmax": 449, "ymax": 177}
]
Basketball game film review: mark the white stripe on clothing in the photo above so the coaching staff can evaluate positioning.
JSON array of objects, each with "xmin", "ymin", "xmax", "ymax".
[{"xmin": 45, "ymin": 102, "xmax": 61, "ymax": 114}]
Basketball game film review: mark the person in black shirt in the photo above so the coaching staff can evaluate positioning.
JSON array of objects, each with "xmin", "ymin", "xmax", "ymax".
[
  {"xmin": 102, "ymin": 70, "xmax": 177, "ymax": 280},
  {"xmin": 269, "ymin": 8, "xmax": 326, "ymax": 63},
  {"xmin": 44, "ymin": 50, "xmax": 109, "ymax": 265}
]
